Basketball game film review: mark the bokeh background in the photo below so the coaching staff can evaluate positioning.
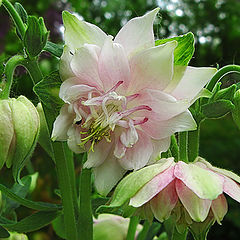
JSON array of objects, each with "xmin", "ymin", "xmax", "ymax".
[{"xmin": 0, "ymin": 0, "xmax": 240, "ymax": 239}]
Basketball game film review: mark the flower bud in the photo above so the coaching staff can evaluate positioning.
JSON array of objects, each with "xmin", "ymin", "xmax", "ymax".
[
  {"xmin": 232, "ymin": 89, "xmax": 240, "ymax": 130},
  {"xmin": 7, "ymin": 232, "xmax": 29, "ymax": 240},
  {"xmin": 0, "ymin": 96, "xmax": 40, "ymax": 182}
]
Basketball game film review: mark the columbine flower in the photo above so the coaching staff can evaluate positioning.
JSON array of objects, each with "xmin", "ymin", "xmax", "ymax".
[
  {"xmin": 52, "ymin": 8, "xmax": 216, "ymax": 195},
  {"xmin": 109, "ymin": 157, "xmax": 240, "ymax": 233}
]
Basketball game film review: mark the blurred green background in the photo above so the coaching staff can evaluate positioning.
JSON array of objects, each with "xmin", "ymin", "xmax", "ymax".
[{"xmin": 0, "ymin": 0, "xmax": 240, "ymax": 239}]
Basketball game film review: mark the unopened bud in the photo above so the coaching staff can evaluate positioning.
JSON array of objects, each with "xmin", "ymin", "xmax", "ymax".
[
  {"xmin": 0, "ymin": 96, "xmax": 40, "ymax": 182},
  {"xmin": 9, "ymin": 232, "xmax": 29, "ymax": 240}
]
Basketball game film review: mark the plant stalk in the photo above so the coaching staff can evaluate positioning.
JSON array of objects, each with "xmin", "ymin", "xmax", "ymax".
[
  {"xmin": 126, "ymin": 216, "xmax": 140, "ymax": 240},
  {"xmin": 179, "ymin": 132, "xmax": 188, "ymax": 162}
]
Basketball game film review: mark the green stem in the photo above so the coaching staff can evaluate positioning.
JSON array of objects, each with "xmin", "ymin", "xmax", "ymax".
[
  {"xmin": 206, "ymin": 65, "xmax": 240, "ymax": 92},
  {"xmin": 1, "ymin": 55, "xmax": 25, "ymax": 99},
  {"xmin": 170, "ymin": 135, "xmax": 179, "ymax": 161},
  {"xmin": 2, "ymin": 0, "xmax": 26, "ymax": 39},
  {"xmin": 179, "ymin": 132, "xmax": 188, "ymax": 162},
  {"xmin": 137, "ymin": 220, "xmax": 151, "ymax": 240},
  {"xmin": 188, "ymin": 126, "xmax": 200, "ymax": 162},
  {"xmin": 79, "ymin": 157, "xmax": 93, "ymax": 240},
  {"xmin": 126, "ymin": 216, "xmax": 140, "ymax": 240}
]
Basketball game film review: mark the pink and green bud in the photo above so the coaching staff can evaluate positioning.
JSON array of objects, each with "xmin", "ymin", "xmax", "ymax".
[{"xmin": 0, "ymin": 96, "xmax": 40, "ymax": 181}]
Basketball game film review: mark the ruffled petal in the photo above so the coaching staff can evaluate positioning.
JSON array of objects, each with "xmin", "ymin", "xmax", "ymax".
[
  {"xmin": 223, "ymin": 176, "xmax": 240, "ymax": 203},
  {"xmin": 118, "ymin": 130, "xmax": 153, "ymax": 170},
  {"xmin": 84, "ymin": 139, "xmax": 113, "ymax": 168},
  {"xmin": 127, "ymin": 41, "xmax": 177, "ymax": 94},
  {"xmin": 176, "ymin": 179, "xmax": 212, "ymax": 222},
  {"xmin": 141, "ymin": 110, "xmax": 197, "ymax": 140},
  {"xmin": 62, "ymin": 11, "xmax": 107, "ymax": 50},
  {"xmin": 70, "ymin": 44, "xmax": 103, "ymax": 90},
  {"xmin": 93, "ymin": 154, "xmax": 126, "ymax": 196},
  {"xmin": 211, "ymin": 194, "xmax": 228, "ymax": 224},
  {"xmin": 150, "ymin": 180, "xmax": 178, "ymax": 222},
  {"xmin": 174, "ymin": 161, "xmax": 224, "ymax": 200},
  {"xmin": 98, "ymin": 37, "xmax": 130, "ymax": 92},
  {"xmin": 51, "ymin": 104, "xmax": 75, "ymax": 141},
  {"xmin": 114, "ymin": 8, "xmax": 159, "ymax": 56},
  {"xmin": 169, "ymin": 66, "xmax": 217, "ymax": 101},
  {"xmin": 129, "ymin": 165, "xmax": 175, "ymax": 207}
]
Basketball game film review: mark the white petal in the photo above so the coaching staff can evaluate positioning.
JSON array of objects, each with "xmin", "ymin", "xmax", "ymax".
[
  {"xmin": 98, "ymin": 37, "xmax": 130, "ymax": 92},
  {"xmin": 62, "ymin": 11, "xmax": 107, "ymax": 50},
  {"xmin": 120, "ymin": 120, "xmax": 138, "ymax": 148},
  {"xmin": 67, "ymin": 126, "xmax": 85, "ymax": 153},
  {"xmin": 141, "ymin": 110, "xmax": 197, "ymax": 140},
  {"xmin": 223, "ymin": 176, "xmax": 240, "ymax": 203},
  {"xmin": 169, "ymin": 66, "xmax": 217, "ymax": 101},
  {"xmin": 127, "ymin": 41, "xmax": 177, "ymax": 94},
  {"xmin": 114, "ymin": 8, "xmax": 159, "ymax": 56},
  {"xmin": 51, "ymin": 104, "xmax": 75, "ymax": 141}
]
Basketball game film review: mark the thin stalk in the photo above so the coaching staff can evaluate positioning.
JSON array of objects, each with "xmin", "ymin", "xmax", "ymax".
[
  {"xmin": 188, "ymin": 126, "xmax": 200, "ymax": 162},
  {"xmin": 126, "ymin": 216, "xmax": 140, "ymax": 240},
  {"xmin": 137, "ymin": 220, "xmax": 151, "ymax": 240},
  {"xmin": 2, "ymin": 0, "xmax": 26, "ymax": 39},
  {"xmin": 179, "ymin": 132, "xmax": 188, "ymax": 162},
  {"xmin": 79, "ymin": 164, "xmax": 93, "ymax": 240},
  {"xmin": 170, "ymin": 135, "xmax": 179, "ymax": 161}
]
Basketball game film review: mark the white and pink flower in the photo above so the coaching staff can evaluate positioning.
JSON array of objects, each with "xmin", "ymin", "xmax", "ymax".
[{"xmin": 52, "ymin": 9, "xmax": 216, "ymax": 195}]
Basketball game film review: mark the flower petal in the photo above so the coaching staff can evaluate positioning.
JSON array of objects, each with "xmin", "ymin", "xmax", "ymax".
[
  {"xmin": 129, "ymin": 165, "xmax": 175, "ymax": 207},
  {"xmin": 114, "ymin": 8, "xmax": 159, "ymax": 56},
  {"xmin": 67, "ymin": 126, "xmax": 85, "ymax": 153},
  {"xmin": 176, "ymin": 179, "xmax": 212, "ymax": 222},
  {"xmin": 51, "ymin": 104, "xmax": 75, "ymax": 141},
  {"xmin": 174, "ymin": 161, "xmax": 224, "ymax": 200},
  {"xmin": 70, "ymin": 44, "xmax": 104, "ymax": 90},
  {"xmin": 62, "ymin": 11, "xmax": 107, "ymax": 50},
  {"xmin": 223, "ymin": 176, "xmax": 240, "ymax": 203},
  {"xmin": 118, "ymin": 130, "xmax": 153, "ymax": 170},
  {"xmin": 211, "ymin": 194, "xmax": 228, "ymax": 224},
  {"xmin": 169, "ymin": 66, "xmax": 217, "ymax": 101},
  {"xmin": 93, "ymin": 154, "xmax": 126, "ymax": 196},
  {"xmin": 127, "ymin": 41, "xmax": 177, "ymax": 94},
  {"xmin": 141, "ymin": 110, "xmax": 197, "ymax": 140},
  {"xmin": 98, "ymin": 37, "xmax": 130, "ymax": 92},
  {"xmin": 150, "ymin": 180, "xmax": 178, "ymax": 222}
]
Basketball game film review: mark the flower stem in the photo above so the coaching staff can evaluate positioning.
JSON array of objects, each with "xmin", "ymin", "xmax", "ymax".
[
  {"xmin": 1, "ymin": 55, "xmax": 25, "ymax": 99},
  {"xmin": 179, "ymin": 132, "xmax": 188, "ymax": 162},
  {"xmin": 2, "ymin": 0, "xmax": 26, "ymax": 39},
  {"xmin": 126, "ymin": 216, "xmax": 139, "ymax": 240},
  {"xmin": 79, "ymin": 154, "xmax": 93, "ymax": 240},
  {"xmin": 170, "ymin": 135, "xmax": 180, "ymax": 161},
  {"xmin": 137, "ymin": 220, "xmax": 150, "ymax": 240},
  {"xmin": 188, "ymin": 126, "xmax": 200, "ymax": 162}
]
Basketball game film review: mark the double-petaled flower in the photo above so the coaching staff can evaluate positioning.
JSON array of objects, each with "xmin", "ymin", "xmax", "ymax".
[{"xmin": 52, "ymin": 8, "xmax": 216, "ymax": 195}]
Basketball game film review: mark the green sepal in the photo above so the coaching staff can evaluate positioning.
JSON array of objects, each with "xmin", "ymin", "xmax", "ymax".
[
  {"xmin": 14, "ymin": 2, "xmax": 28, "ymax": 24},
  {"xmin": 155, "ymin": 32, "xmax": 194, "ymax": 66},
  {"xmin": 44, "ymin": 41, "xmax": 63, "ymax": 58},
  {"xmin": 211, "ymin": 84, "xmax": 237, "ymax": 102},
  {"xmin": 202, "ymin": 99, "xmax": 235, "ymax": 119}
]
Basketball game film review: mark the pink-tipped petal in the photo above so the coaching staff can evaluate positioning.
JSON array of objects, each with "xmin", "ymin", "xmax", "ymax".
[
  {"xmin": 170, "ymin": 66, "xmax": 217, "ymax": 101},
  {"xmin": 127, "ymin": 41, "xmax": 177, "ymax": 94},
  {"xmin": 114, "ymin": 8, "xmax": 159, "ymax": 56},
  {"xmin": 176, "ymin": 180, "xmax": 212, "ymax": 222},
  {"xmin": 211, "ymin": 194, "xmax": 228, "ymax": 224},
  {"xmin": 130, "ymin": 165, "xmax": 175, "ymax": 207},
  {"xmin": 174, "ymin": 161, "xmax": 224, "ymax": 200},
  {"xmin": 62, "ymin": 11, "xmax": 107, "ymax": 50},
  {"xmin": 141, "ymin": 110, "xmax": 196, "ymax": 140},
  {"xmin": 150, "ymin": 180, "xmax": 178, "ymax": 222},
  {"xmin": 98, "ymin": 37, "xmax": 130, "ymax": 92},
  {"xmin": 51, "ymin": 104, "xmax": 75, "ymax": 141},
  {"xmin": 223, "ymin": 176, "xmax": 240, "ymax": 203},
  {"xmin": 70, "ymin": 44, "xmax": 103, "ymax": 90},
  {"xmin": 119, "ymin": 130, "xmax": 153, "ymax": 170}
]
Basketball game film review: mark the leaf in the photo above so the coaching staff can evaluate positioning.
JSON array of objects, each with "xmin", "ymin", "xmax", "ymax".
[
  {"xmin": 0, "ymin": 211, "xmax": 61, "ymax": 233},
  {"xmin": 33, "ymin": 71, "xmax": 63, "ymax": 118},
  {"xmin": 14, "ymin": 3, "xmax": 28, "ymax": 24},
  {"xmin": 202, "ymin": 99, "xmax": 235, "ymax": 119},
  {"xmin": 44, "ymin": 41, "xmax": 63, "ymax": 58},
  {"xmin": 155, "ymin": 32, "xmax": 195, "ymax": 66},
  {"xmin": 52, "ymin": 215, "xmax": 66, "ymax": 239},
  {"xmin": 0, "ymin": 226, "xmax": 10, "ymax": 238},
  {"xmin": 0, "ymin": 182, "xmax": 62, "ymax": 211}
]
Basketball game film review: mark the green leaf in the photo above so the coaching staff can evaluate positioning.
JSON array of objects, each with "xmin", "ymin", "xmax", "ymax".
[
  {"xmin": 44, "ymin": 41, "xmax": 63, "ymax": 58},
  {"xmin": 155, "ymin": 32, "xmax": 195, "ymax": 66},
  {"xmin": 52, "ymin": 215, "xmax": 66, "ymax": 239},
  {"xmin": 0, "ymin": 211, "xmax": 61, "ymax": 233},
  {"xmin": 0, "ymin": 226, "xmax": 10, "ymax": 238},
  {"xmin": 33, "ymin": 71, "xmax": 63, "ymax": 118},
  {"xmin": 202, "ymin": 99, "xmax": 235, "ymax": 119},
  {"xmin": 14, "ymin": 3, "xmax": 28, "ymax": 24},
  {"xmin": 0, "ymin": 182, "xmax": 62, "ymax": 211}
]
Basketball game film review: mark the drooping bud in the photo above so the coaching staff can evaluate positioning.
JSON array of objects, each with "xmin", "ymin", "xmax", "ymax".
[
  {"xmin": 0, "ymin": 96, "xmax": 40, "ymax": 182},
  {"xmin": 232, "ymin": 89, "xmax": 240, "ymax": 130}
]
